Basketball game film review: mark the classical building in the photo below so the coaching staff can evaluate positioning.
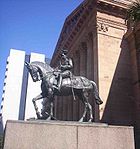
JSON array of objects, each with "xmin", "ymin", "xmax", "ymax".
[
  {"xmin": 51, "ymin": 0, "xmax": 132, "ymax": 122},
  {"xmin": 51, "ymin": 0, "xmax": 140, "ymax": 147},
  {"xmin": 125, "ymin": 16, "xmax": 140, "ymax": 149},
  {"xmin": 1, "ymin": 49, "xmax": 49, "ymax": 127}
]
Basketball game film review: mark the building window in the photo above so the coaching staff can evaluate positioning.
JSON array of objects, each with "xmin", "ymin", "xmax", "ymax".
[{"xmin": 1, "ymin": 105, "xmax": 3, "ymax": 109}]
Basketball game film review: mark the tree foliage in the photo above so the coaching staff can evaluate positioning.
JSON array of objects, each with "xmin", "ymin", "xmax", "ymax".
[{"xmin": 126, "ymin": 0, "xmax": 140, "ymax": 23}]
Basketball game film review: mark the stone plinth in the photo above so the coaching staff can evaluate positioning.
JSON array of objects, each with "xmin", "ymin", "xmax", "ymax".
[{"xmin": 3, "ymin": 120, "xmax": 135, "ymax": 149}]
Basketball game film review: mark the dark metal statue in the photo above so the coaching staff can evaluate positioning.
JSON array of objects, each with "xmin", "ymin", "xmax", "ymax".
[
  {"xmin": 25, "ymin": 50, "xmax": 103, "ymax": 122},
  {"xmin": 55, "ymin": 49, "xmax": 73, "ymax": 91}
]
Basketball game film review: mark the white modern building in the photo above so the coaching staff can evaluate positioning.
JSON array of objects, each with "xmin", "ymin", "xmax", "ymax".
[{"xmin": 1, "ymin": 49, "xmax": 49, "ymax": 127}]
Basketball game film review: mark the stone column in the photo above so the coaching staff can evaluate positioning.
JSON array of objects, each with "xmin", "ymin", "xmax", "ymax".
[
  {"xmin": 79, "ymin": 42, "xmax": 87, "ymax": 77},
  {"xmin": 86, "ymin": 32, "xmax": 100, "ymax": 122},
  {"xmin": 66, "ymin": 52, "xmax": 74, "ymax": 121},
  {"xmin": 86, "ymin": 33, "xmax": 94, "ymax": 80},
  {"xmin": 74, "ymin": 50, "xmax": 80, "ymax": 76},
  {"xmin": 79, "ymin": 43, "xmax": 87, "ymax": 118},
  {"xmin": 72, "ymin": 50, "xmax": 80, "ymax": 121}
]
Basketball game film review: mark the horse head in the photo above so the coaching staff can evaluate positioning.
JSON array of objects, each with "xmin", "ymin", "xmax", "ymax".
[
  {"xmin": 25, "ymin": 61, "xmax": 54, "ymax": 83},
  {"xmin": 25, "ymin": 61, "xmax": 40, "ymax": 82}
]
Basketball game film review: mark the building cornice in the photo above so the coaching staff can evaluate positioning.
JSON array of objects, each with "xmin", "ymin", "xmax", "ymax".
[
  {"xmin": 98, "ymin": 0, "xmax": 132, "ymax": 9},
  {"xmin": 51, "ymin": 0, "xmax": 130, "ymax": 66},
  {"xmin": 97, "ymin": 0, "xmax": 128, "ymax": 19},
  {"xmin": 51, "ymin": 0, "xmax": 95, "ymax": 66}
]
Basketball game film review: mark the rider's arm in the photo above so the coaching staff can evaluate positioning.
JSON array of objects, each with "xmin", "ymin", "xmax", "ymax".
[
  {"xmin": 69, "ymin": 58, "xmax": 73, "ymax": 68},
  {"xmin": 60, "ymin": 58, "xmax": 73, "ymax": 70}
]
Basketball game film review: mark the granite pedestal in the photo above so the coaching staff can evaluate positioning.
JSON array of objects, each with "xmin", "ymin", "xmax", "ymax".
[{"xmin": 3, "ymin": 120, "xmax": 135, "ymax": 149}]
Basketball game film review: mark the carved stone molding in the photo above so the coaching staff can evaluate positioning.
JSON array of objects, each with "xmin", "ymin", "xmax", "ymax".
[
  {"xmin": 97, "ymin": 22, "xmax": 109, "ymax": 32},
  {"xmin": 97, "ymin": 16, "xmax": 126, "ymax": 30},
  {"xmin": 97, "ymin": 0, "xmax": 127, "ymax": 18}
]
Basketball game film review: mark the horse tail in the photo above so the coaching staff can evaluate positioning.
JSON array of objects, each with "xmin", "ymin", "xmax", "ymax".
[{"xmin": 90, "ymin": 81, "xmax": 103, "ymax": 105}]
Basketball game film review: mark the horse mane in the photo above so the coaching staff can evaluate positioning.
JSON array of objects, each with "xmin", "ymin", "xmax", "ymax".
[{"xmin": 31, "ymin": 61, "xmax": 54, "ymax": 72}]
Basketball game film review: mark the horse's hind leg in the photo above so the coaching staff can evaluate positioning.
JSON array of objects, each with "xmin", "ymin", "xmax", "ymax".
[
  {"xmin": 87, "ymin": 102, "xmax": 93, "ymax": 122},
  {"xmin": 81, "ymin": 90, "xmax": 93, "ymax": 122},
  {"xmin": 79, "ymin": 101, "xmax": 88, "ymax": 122},
  {"xmin": 78, "ymin": 90, "xmax": 93, "ymax": 122}
]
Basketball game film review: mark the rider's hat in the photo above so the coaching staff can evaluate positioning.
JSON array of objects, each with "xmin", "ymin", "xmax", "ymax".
[{"xmin": 61, "ymin": 49, "xmax": 68, "ymax": 55}]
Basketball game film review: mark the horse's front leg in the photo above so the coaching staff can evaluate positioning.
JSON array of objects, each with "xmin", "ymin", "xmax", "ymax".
[
  {"xmin": 50, "ymin": 101, "xmax": 53, "ymax": 117},
  {"xmin": 46, "ymin": 88, "xmax": 56, "ymax": 120},
  {"xmin": 50, "ymin": 100, "xmax": 57, "ymax": 120},
  {"xmin": 46, "ymin": 100, "xmax": 53, "ymax": 120},
  {"xmin": 32, "ymin": 94, "xmax": 43, "ymax": 119}
]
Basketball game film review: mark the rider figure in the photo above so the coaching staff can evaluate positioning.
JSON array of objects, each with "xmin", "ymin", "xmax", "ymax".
[{"xmin": 55, "ymin": 49, "xmax": 73, "ymax": 91}]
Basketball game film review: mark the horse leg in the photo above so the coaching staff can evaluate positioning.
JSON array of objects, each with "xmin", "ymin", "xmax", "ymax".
[
  {"xmin": 87, "ymin": 103, "xmax": 93, "ymax": 122},
  {"xmin": 80, "ymin": 90, "xmax": 93, "ymax": 122},
  {"xmin": 46, "ymin": 100, "xmax": 53, "ymax": 120},
  {"xmin": 45, "ymin": 88, "xmax": 56, "ymax": 120},
  {"xmin": 77, "ymin": 90, "xmax": 90, "ymax": 122},
  {"xmin": 50, "ymin": 101, "xmax": 54, "ymax": 118},
  {"xmin": 32, "ymin": 94, "xmax": 44, "ymax": 119},
  {"xmin": 79, "ymin": 101, "xmax": 88, "ymax": 122},
  {"xmin": 41, "ymin": 98, "xmax": 51, "ymax": 119}
]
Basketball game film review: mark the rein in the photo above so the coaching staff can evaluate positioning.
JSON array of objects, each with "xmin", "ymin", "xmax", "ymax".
[{"xmin": 38, "ymin": 70, "xmax": 60, "ymax": 81}]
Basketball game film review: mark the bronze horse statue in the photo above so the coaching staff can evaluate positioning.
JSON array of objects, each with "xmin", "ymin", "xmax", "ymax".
[{"xmin": 25, "ymin": 61, "xmax": 103, "ymax": 122}]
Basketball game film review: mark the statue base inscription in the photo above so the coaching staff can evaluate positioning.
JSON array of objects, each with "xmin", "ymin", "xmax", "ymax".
[{"xmin": 3, "ymin": 120, "xmax": 135, "ymax": 149}]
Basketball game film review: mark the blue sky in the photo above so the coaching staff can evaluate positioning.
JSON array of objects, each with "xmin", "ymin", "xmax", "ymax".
[{"xmin": 0, "ymin": 0, "xmax": 83, "ymax": 102}]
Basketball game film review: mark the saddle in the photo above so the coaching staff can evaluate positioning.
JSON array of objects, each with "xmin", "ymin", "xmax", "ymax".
[
  {"xmin": 53, "ymin": 70, "xmax": 92, "ymax": 90},
  {"xmin": 61, "ymin": 76, "xmax": 92, "ymax": 89}
]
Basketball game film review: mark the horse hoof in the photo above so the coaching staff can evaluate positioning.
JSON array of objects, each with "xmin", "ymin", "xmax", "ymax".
[
  {"xmin": 79, "ymin": 118, "xmax": 84, "ymax": 122},
  {"xmin": 96, "ymin": 99, "xmax": 103, "ymax": 105},
  {"xmin": 46, "ymin": 116, "xmax": 51, "ymax": 120},
  {"xmin": 79, "ymin": 117, "xmax": 86, "ymax": 122},
  {"xmin": 88, "ymin": 119, "xmax": 93, "ymax": 122},
  {"xmin": 36, "ymin": 112, "xmax": 41, "ymax": 119},
  {"xmin": 51, "ymin": 116, "xmax": 57, "ymax": 120}
]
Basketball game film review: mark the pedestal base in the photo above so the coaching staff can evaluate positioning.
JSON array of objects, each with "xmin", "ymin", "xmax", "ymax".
[{"xmin": 3, "ymin": 120, "xmax": 135, "ymax": 149}]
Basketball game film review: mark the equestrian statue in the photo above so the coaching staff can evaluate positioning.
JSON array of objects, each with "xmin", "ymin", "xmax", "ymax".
[{"xmin": 25, "ymin": 49, "xmax": 103, "ymax": 122}]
